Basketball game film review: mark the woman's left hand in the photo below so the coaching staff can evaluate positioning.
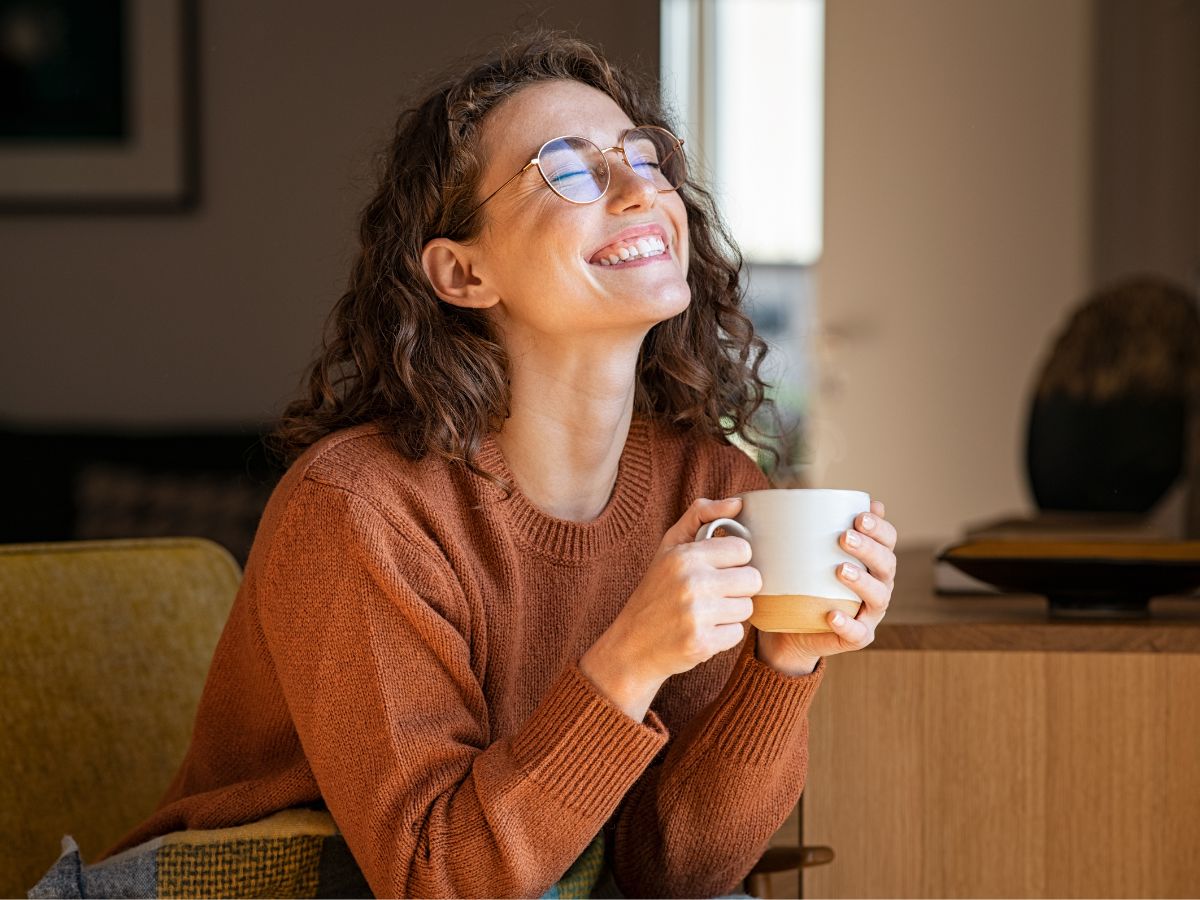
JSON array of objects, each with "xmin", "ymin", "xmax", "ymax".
[{"xmin": 756, "ymin": 499, "xmax": 898, "ymax": 675}]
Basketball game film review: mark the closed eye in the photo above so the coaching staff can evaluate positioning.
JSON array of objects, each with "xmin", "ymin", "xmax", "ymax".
[{"xmin": 548, "ymin": 169, "xmax": 592, "ymax": 183}]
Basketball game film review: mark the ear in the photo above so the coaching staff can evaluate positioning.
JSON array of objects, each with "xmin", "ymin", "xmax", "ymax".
[{"xmin": 421, "ymin": 238, "xmax": 499, "ymax": 309}]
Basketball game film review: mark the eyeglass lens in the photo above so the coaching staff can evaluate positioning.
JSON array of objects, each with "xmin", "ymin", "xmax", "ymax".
[{"xmin": 537, "ymin": 127, "xmax": 687, "ymax": 204}]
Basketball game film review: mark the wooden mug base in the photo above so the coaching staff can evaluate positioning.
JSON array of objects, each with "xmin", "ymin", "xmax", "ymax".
[{"xmin": 750, "ymin": 594, "xmax": 862, "ymax": 633}]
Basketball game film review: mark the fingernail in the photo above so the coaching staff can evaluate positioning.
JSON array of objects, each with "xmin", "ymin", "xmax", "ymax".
[
  {"xmin": 841, "ymin": 563, "xmax": 860, "ymax": 581},
  {"xmin": 845, "ymin": 530, "xmax": 861, "ymax": 548},
  {"xmin": 832, "ymin": 612, "xmax": 844, "ymax": 625},
  {"xmin": 861, "ymin": 514, "xmax": 876, "ymax": 532}
]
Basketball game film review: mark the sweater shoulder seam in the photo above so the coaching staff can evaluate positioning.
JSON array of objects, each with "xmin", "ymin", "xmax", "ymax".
[
  {"xmin": 296, "ymin": 472, "xmax": 463, "ymax": 591},
  {"xmin": 259, "ymin": 471, "xmax": 463, "ymax": 615}
]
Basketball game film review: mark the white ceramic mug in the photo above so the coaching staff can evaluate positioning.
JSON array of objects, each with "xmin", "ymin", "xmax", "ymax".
[{"xmin": 694, "ymin": 488, "xmax": 872, "ymax": 633}]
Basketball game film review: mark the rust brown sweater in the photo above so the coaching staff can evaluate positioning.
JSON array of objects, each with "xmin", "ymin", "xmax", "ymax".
[{"xmin": 105, "ymin": 416, "xmax": 826, "ymax": 898}]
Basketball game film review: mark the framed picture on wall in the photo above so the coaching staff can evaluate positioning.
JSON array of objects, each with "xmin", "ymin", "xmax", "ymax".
[{"xmin": 0, "ymin": 0, "xmax": 198, "ymax": 212}]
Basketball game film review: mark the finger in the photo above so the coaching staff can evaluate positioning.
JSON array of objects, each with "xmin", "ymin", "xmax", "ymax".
[
  {"xmin": 836, "ymin": 562, "xmax": 892, "ymax": 618},
  {"xmin": 663, "ymin": 496, "xmax": 743, "ymax": 548},
  {"xmin": 828, "ymin": 607, "xmax": 874, "ymax": 645},
  {"xmin": 689, "ymin": 535, "xmax": 754, "ymax": 568},
  {"xmin": 712, "ymin": 564, "xmax": 763, "ymax": 598},
  {"xmin": 714, "ymin": 596, "xmax": 755, "ymax": 625},
  {"xmin": 857, "ymin": 508, "xmax": 897, "ymax": 552},
  {"xmin": 840, "ymin": 529, "xmax": 897, "ymax": 585},
  {"xmin": 712, "ymin": 621, "xmax": 747, "ymax": 653}
]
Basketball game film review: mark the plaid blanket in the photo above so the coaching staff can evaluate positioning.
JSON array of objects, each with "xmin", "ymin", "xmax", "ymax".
[{"xmin": 27, "ymin": 808, "xmax": 606, "ymax": 899}]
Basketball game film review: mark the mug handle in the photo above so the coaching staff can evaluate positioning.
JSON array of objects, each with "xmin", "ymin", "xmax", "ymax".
[{"xmin": 694, "ymin": 517, "xmax": 752, "ymax": 543}]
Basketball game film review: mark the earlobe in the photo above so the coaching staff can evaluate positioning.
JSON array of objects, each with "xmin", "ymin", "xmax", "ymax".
[{"xmin": 421, "ymin": 239, "xmax": 498, "ymax": 310}]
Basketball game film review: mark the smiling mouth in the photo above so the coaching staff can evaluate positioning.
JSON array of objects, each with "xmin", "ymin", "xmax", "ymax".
[{"xmin": 589, "ymin": 235, "xmax": 669, "ymax": 267}]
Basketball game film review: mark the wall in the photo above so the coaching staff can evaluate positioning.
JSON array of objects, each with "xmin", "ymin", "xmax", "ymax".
[
  {"xmin": 3, "ymin": 0, "xmax": 1132, "ymax": 552},
  {"xmin": 1092, "ymin": 0, "xmax": 1200, "ymax": 291},
  {"xmin": 0, "ymin": 1, "xmax": 659, "ymax": 427},
  {"xmin": 814, "ymin": 0, "xmax": 1094, "ymax": 547}
]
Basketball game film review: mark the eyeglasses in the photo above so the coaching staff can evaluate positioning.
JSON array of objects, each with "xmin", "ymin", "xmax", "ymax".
[{"xmin": 450, "ymin": 125, "xmax": 687, "ymax": 232}]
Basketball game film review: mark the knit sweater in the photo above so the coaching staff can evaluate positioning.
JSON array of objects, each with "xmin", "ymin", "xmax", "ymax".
[{"xmin": 104, "ymin": 415, "xmax": 826, "ymax": 898}]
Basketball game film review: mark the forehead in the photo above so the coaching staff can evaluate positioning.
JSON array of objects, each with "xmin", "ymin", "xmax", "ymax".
[{"xmin": 480, "ymin": 80, "xmax": 636, "ymax": 168}]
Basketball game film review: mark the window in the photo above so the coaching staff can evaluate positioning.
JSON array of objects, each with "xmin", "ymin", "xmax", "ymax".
[{"xmin": 661, "ymin": 0, "xmax": 824, "ymax": 471}]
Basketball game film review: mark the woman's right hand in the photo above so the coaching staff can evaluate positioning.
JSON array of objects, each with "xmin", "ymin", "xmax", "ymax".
[{"xmin": 578, "ymin": 496, "xmax": 761, "ymax": 721}]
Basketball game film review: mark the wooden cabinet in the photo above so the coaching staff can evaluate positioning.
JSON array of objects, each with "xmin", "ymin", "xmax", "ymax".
[{"xmin": 801, "ymin": 547, "xmax": 1200, "ymax": 898}]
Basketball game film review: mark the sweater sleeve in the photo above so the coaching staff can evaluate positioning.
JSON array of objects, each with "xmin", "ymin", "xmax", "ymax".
[
  {"xmin": 607, "ymin": 442, "xmax": 824, "ymax": 897},
  {"xmin": 609, "ymin": 634, "xmax": 825, "ymax": 897},
  {"xmin": 257, "ymin": 476, "xmax": 668, "ymax": 899}
]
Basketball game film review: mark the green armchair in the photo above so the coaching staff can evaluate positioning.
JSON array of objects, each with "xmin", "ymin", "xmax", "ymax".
[{"xmin": 0, "ymin": 538, "xmax": 239, "ymax": 898}]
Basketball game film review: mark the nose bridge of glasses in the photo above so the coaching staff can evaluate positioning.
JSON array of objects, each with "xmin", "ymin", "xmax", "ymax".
[
  {"xmin": 601, "ymin": 155, "xmax": 654, "ymax": 208},
  {"xmin": 603, "ymin": 144, "xmax": 659, "ymax": 195}
]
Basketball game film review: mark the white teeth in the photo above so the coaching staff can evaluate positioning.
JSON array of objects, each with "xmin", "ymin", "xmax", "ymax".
[{"xmin": 592, "ymin": 234, "xmax": 668, "ymax": 265}]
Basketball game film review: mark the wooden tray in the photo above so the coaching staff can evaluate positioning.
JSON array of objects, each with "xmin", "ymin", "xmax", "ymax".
[{"xmin": 936, "ymin": 539, "xmax": 1200, "ymax": 618}]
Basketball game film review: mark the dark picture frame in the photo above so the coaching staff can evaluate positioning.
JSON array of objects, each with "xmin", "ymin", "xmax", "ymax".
[{"xmin": 0, "ymin": 0, "xmax": 198, "ymax": 213}]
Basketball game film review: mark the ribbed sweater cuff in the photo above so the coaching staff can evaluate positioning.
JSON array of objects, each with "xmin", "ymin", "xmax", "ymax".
[
  {"xmin": 701, "ymin": 635, "xmax": 826, "ymax": 766},
  {"xmin": 510, "ymin": 662, "xmax": 669, "ymax": 820}
]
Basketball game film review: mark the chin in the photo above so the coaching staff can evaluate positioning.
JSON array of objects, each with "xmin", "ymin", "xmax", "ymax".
[{"xmin": 624, "ymin": 282, "xmax": 692, "ymax": 328}]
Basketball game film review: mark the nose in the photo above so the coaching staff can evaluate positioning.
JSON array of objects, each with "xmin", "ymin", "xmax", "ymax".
[{"xmin": 603, "ymin": 149, "xmax": 659, "ymax": 212}]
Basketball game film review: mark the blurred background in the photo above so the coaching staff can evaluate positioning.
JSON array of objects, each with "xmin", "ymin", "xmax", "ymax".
[{"xmin": 1, "ymin": 0, "xmax": 1197, "ymax": 559}]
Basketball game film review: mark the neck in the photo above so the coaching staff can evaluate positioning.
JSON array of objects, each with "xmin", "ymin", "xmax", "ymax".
[{"xmin": 493, "ymin": 334, "xmax": 643, "ymax": 522}]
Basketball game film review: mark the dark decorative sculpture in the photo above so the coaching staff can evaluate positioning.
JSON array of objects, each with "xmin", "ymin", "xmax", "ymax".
[{"xmin": 1026, "ymin": 276, "xmax": 1200, "ymax": 517}]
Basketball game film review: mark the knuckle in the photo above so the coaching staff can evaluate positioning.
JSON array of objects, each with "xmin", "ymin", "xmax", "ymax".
[{"xmin": 875, "ymin": 553, "xmax": 896, "ymax": 582}]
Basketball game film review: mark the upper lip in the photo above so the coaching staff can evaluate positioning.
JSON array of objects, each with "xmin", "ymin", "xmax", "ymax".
[{"xmin": 587, "ymin": 224, "xmax": 670, "ymax": 264}]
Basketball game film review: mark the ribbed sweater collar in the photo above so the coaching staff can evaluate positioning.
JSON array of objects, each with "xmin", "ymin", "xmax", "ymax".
[{"xmin": 472, "ymin": 416, "xmax": 654, "ymax": 563}]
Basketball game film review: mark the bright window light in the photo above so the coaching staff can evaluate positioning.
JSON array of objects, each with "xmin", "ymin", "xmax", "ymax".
[{"xmin": 662, "ymin": 0, "xmax": 824, "ymax": 265}]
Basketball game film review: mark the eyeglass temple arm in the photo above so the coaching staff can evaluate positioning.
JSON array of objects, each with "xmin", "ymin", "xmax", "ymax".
[{"xmin": 454, "ymin": 158, "xmax": 538, "ymax": 231}]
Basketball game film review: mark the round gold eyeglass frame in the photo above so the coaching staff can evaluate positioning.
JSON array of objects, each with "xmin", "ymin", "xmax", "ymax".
[{"xmin": 447, "ymin": 125, "xmax": 686, "ymax": 234}]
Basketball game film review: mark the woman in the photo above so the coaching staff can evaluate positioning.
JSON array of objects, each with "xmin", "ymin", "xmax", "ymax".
[{"xmin": 106, "ymin": 30, "xmax": 898, "ymax": 898}]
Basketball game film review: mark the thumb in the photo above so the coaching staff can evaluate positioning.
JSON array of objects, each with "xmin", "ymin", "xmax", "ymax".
[{"xmin": 661, "ymin": 496, "xmax": 743, "ymax": 549}]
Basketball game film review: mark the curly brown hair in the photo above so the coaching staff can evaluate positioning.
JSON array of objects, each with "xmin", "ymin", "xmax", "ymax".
[{"xmin": 270, "ymin": 28, "xmax": 778, "ymax": 481}]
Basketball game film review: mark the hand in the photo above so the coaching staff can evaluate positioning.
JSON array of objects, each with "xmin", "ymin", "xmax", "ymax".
[
  {"xmin": 756, "ymin": 500, "xmax": 898, "ymax": 675},
  {"xmin": 580, "ymin": 497, "xmax": 761, "ymax": 720}
]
